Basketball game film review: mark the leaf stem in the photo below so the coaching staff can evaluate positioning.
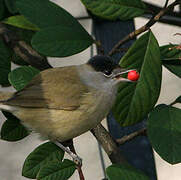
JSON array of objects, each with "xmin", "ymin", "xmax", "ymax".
[{"xmin": 108, "ymin": 0, "xmax": 181, "ymax": 56}]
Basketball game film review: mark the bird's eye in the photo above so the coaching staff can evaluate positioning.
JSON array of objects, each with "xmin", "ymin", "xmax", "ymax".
[{"xmin": 103, "ymin": 70, "xmax": 113, "ymax": 77}]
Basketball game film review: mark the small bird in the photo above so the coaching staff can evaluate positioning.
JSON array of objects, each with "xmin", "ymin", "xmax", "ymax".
[{"xmin": 0, "ymin": 55, "xmax": 134, "ymax": 163}]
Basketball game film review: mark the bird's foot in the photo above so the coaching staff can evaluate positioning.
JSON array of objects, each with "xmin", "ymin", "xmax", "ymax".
[{"xmin": 54, "ymin": 141, "xmax": 82, "ymax": 166}]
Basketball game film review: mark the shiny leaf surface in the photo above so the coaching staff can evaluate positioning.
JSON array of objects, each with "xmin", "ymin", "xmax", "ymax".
[
  {"xmin": 161, "ymin": 44, "xmax": 181, "ymax": 78},
  {"xmin": 37, "ymin": 159, "xmax": 76, "ymax": 180},
  {"xmin": 113, "ymin": 31, "xmax": 162, "ymax": 126},
  {"xmin": 147, "ymin": 104, "xmax": 181, "ymax": 164},
  {"xmin": 31, "ymin": 26, "xmax": 93, "ymax": 57},
  {"xmin": 22, "ymin": 142, "xmax": 64, "ymax": 178},
  {"xmin": 81, "ymin": 0, "xmax": 145, "ymax": 20},
  {"xmin": 1, "ymin": 111, "xmax": 29, "ymax": 141},
  {"xmin": 3, "ymin": 15, "xmax": 39, "ymax": 31},
  {"xmin": 106, "ymin": 164, "xmax": 149, "ymax": 180},
  {"xmin": 8, "ymin": 66, "xmax": 39, "ymax": 91}
]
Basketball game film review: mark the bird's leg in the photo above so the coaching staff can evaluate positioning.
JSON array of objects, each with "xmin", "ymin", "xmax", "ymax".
[{"xmin": 54, "ymin": 141, "xmax": 82, "ymax": 166}]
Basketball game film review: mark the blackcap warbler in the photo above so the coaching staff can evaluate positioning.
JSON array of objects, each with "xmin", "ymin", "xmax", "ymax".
[{"xmin": 0, "ymin": 55, "xmax": 135, "ymax": 163}]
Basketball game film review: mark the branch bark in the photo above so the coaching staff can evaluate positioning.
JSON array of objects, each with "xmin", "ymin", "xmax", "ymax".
[
  {"xmin": 91, "ymin": 124, "xmax": 126, "ymax": 164},
  {"xmin": 108, "ymin": 0, "xmax": 181, "ymax": 56},
  {"xmin": 0, "ymin": 23, "xmax": 52, "ymax": 70},
  {"xmin": 116, "ymin": 128, "xmax": 147, "ymax": 145}
]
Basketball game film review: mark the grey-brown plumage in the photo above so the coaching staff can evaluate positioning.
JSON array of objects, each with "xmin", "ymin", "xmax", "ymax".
[{"xmin": 0, "ymin": 55, "xmax": 132, "ymax": 142}]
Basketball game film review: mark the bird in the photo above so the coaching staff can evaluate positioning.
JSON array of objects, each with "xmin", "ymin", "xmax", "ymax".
[{"xmin": 0, "ymin": 55, "xmax": 134, "ymax": 164}]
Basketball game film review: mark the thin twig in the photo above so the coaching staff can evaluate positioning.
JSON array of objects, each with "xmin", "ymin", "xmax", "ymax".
[
  {"xmin": 108, "ymin": 0, "xmax": 181, "ymax": 56},
  {"xmin": 69, "ymin": 142, "xmax": 85, "ymax": 180},
  {"xmin": 116, "ymin": 128, "xmax": 147, "ymax": 145},
  {"xmin": 76, "ymin": 16, "xmax": 91, "ymax": 21}
]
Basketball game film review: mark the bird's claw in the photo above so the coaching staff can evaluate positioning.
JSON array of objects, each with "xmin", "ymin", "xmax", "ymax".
[{"xmin": 72, "ymin": 155, "xmax": 82, "ymax": 166}]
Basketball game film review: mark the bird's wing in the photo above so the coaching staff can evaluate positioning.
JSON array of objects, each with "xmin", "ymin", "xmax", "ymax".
[{"xmin": 6, "ymin": 66, "xmax": 90, "ymax": 110}]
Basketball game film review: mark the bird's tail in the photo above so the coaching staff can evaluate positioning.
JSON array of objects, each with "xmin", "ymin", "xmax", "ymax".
[{"xmin": 0, "ymin": 91, "xmax": 14, "ymax": 112}]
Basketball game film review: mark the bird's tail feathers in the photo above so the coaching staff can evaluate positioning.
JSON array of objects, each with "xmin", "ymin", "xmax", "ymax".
[{"xmin": 0, "ymin": 91, "xmax": 15, "ymax": 112}]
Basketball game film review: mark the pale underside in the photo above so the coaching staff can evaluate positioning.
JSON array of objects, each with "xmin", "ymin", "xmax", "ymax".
[{"xmin": 1, "ymin": 65, "xmax": 116, "ymax": 141}]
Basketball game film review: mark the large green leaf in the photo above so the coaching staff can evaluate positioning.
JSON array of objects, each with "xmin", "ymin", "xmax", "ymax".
[
  {"xmin": 161, "ymin": 44, "xmax": 181, "ymax": 78},
  {"xmin": 37, "ymin": 159, "xmax": 76, "ymax": 180},
  {"xmin": 81, "ymin": 0, "xmax": 145, "ymax": 20},
  {"xmin": 31, "ymin": 26, "xmax": 94, "ymax": 57},
  {"xmin": 106, "ymin": 164, "xmax": 149, "ymax": 180},
  {"xmin": 3, "ymin": 15, "xmax": 39, "ymax": 31},
  {"xmin": 147, "ymin": 104, "xmax": 181, "ymax": 164},
  {"xmin": 113, "ymin": 31, "xmax": 162, "ymax": 126},
  {"xmin": 0, "ymin": 38, "xmax": 12, "ymax": 85},
  {"xmin": 22, "ymin": 142, "xmax": 64, "ymax": 178},
  {"xmin": 16, "ymin": 0, "xmax": 94, "ymax": 57},
  {"xmin": 1, "ymin": 112, "xmax": 29, "ymax": 141},
  {"xmin": 8, "ymin": 66, "xmax": 39, "ymax": 91},
  {"xmin": 16, "ymin": 0, "xmax": 86, "ymax": 31},
  {"xmin": 5, "ymin": 0, "xmax": 18, "ymax": 14}
]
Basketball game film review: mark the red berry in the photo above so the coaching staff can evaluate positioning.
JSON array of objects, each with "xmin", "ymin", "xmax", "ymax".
[{"xmin": 127, "ymin": 70, "xmax": 139, "ymax": 81}]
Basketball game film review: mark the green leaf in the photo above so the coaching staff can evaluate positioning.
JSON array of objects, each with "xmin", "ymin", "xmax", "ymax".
[
  {"xmin": 113, "ymin": 31, "xmax": 162, "ymax": 126},
  {"xmin": 11, "ymin": 53, "xmax": 29, "ymax": 66},
  {"xmin": 31, "ymin": 26, "xmax": 94, "ymax": 57},
  {"xmin": 106, "ymin": 164, "xmax": 149, "ymax": 180},
  {"xmin": 5, "ymin": 0, "xmax": 18, "ymax": 14},
  {"xmin": 16, "ymin": 0, "xmax": 87, "ymax": 31},
  {"xmin": 0, "ymin": 38, "xmax": 12, "ymax": 85},
  {"xmin": 0, "ymin": 0, "xmax": 5, "ymax": 20},
  {"xmin": 2, "ymin": 110, "xmax": 18, "ymax": 119},
  {"xmin": 8, "ymin": 25, "xmax": 35, "ymax": 45},
  {"xmin": 1, "ymin": 113, "xmax": 29, "ymax": 141},
  {"xmin": 81, "ymin": 0, "xmax": 145, "ymax": 20},
  {"xmin": 147, "ymin": 104, "xmax": 181, "ymax": 164},
  {"xmin": 174, "ymin": 96, "xmax": 181, "ymax": 104},
  {"xmin": 161, "ymin": 44, "xmax": 181, "ymax": 78},
  {"xmin": 8, "ymin": 66, "xmax": 40, "ymax": 91},
  {"xmin": 3, "ymin": 15, "xmax": 40, "ymax": 31},
  {"xmin": 37, "ymin": 159, "xmax": 76, "ymax": 180},
  {"xmin": 22, "ymin": 142, "xmax": 65, "ymax": 178}
]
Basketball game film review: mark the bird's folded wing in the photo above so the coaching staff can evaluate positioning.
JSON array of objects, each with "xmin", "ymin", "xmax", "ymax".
[{"xmin": 6, "ymin": 66, "xmax": 90, "ymax": 110}]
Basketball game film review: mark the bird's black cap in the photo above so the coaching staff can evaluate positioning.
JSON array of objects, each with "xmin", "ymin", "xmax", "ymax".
[{"xmin": 87, "ymin": 55, "xmax": 118, "ymax": 74}]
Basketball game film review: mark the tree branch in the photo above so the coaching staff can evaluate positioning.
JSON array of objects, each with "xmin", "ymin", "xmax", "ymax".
[
  {"xmin": 164, "ymin": 0, "xmax": 170, "ymax": 8},
  {"xmin": 0, "ymin": 23, "xmax": 52, "ymax": 70},
  {"xmin": 108, "ymin": 0, "xmax": 181, "ymax": 56},
  {"xmin": 116, "ymin": 128, "xmax": 147, "ymax": 145},
  {"xmin": 69, "ymin": 142, "xmax": 85, "ymax": 180},
  {"xmin": 91, "ymin": 124, "xmax": 126, "ymax": 164}
]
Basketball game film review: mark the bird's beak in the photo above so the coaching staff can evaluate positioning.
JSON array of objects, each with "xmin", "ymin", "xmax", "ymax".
[{"xmin": 111, "ymin": 68, "xmax": 137, "ymax": 82}]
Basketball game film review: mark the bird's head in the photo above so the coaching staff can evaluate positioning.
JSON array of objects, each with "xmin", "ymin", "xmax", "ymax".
[{"xmin": 87, "ymin": 55, "xmax": 138, "ymax": 85}]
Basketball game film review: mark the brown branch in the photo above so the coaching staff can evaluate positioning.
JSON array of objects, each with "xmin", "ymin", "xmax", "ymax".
[
  {"xmin": 108, "ymin": 0, "xmax": 181, "ymax": 56},
  {"xmin": 91, "ymin": 124, "xmax": 126, "ymax": 164},
  {"xmin": 116, "ymin": 128, "xmax": 147, "ymax": 145},
  {"xmin": 0, "ymin": 22, "xmax": 52, "ymax": 70}
]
